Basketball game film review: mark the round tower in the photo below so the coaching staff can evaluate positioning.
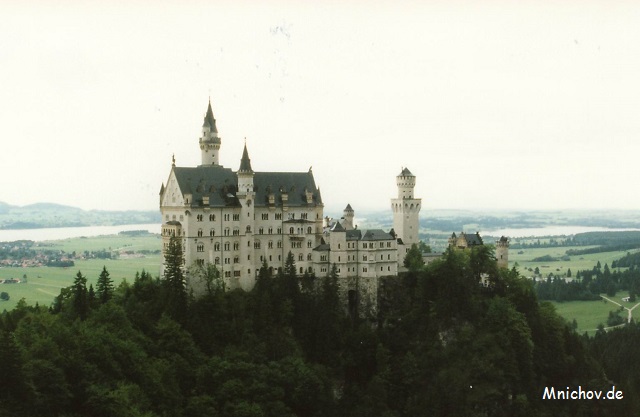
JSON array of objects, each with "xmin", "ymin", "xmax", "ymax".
[
  {"xmin": 200, "ymin": 100, "xmax": 221, "ymax": 165},
  {"xmin": 391, "ymin": 167, "xmax": 421, "ymax": 254},
  {"xmin": 342, "ymin": 203, "xmax": 354, "ymax": 230},
  {"xmin": 496, "ymin": 236, "xmax": 510, "ymax": 269}
]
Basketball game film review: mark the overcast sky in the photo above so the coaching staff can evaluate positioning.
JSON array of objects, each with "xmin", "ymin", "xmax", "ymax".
[{"xmin": 2, "ymin": 1, "xmax": 640, "ymax": 215}]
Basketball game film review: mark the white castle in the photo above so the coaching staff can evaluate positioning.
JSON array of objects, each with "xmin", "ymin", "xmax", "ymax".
[{"xmin": 160, "ymin": 101, "xmax": 421, "ymax": 307}]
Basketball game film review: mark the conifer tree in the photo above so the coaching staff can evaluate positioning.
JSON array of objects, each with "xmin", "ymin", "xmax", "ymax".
[
  {"xmin": 163, "ymin": 236, "xmax": 187, "ymax": 322},
  {"xmin": 96, "ymin": 265, "xmax": 114, "ymax": 304},
  {"xmin": 72, "ymin": 270, "xmax": 89, "ymax": 320}
]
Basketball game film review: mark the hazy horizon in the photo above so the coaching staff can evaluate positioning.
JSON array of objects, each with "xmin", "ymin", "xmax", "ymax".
[{"xmin": 3, "ymin": 2, "xmax": 640, "ymax": 213}]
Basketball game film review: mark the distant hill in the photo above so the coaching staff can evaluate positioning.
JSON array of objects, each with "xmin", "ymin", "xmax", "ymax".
[{"xmin": 0, "ymin": 202, "xmax": 160, "ymax": 230}]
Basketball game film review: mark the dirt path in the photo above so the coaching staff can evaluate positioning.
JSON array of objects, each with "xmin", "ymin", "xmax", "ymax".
[{"xmin": 600, "ymin": 296, "xmax": 640, "ymax": 323}]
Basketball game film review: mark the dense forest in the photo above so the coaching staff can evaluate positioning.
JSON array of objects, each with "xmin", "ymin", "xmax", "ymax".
[
  {"xmin": 536, "ymin": 258, "xmax": 640, "ymax": 302},
  {"xmin": 0, "ymin": 240, "xmax": 637, "ymax": 416}
]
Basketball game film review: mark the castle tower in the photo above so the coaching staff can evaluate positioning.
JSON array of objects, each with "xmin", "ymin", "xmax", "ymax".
[
  {"xmin": 391, "ymin": 167, "xmax": 421, "ymax": 248},
  {"xmin": 237, "ymin": 143, "xmax": 255, "ymax": 289},
  {"xmin": 200, "ymin": 100, "xmax": 221, "ymax": 165},
  {"xmin": 496, "ymin": 236, "xmax": 509, "ymax": 269},
  {"xmin": 342, "ymin": 203, "xmax": 354, "ymax": 230}
]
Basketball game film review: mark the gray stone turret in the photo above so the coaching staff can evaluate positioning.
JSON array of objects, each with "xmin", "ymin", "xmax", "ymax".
[{"xmin": 200, "ymin": 100, "xmax": 221, "ymax": 165}]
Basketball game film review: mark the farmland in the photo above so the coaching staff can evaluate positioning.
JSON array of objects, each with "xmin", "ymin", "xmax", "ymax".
[{"xmin": 0, "ymin": 234, "xmax": 161, "ymax": 311}]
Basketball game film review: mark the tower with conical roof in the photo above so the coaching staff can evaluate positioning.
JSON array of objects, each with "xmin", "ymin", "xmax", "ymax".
[
  {"xmin": 237, "ymin": 142, "xmax": 256, "ymax": 288},
  {"xmin": 391, "ymin": 167, "xmax": 421, "ymax": 257},
  {"xmin": 342, "ymin": 203, "xmax": 355, "ymax": 230},
  {"xmin": 200, "ymin": 100, "xmax": 221, "ymax": 165}
]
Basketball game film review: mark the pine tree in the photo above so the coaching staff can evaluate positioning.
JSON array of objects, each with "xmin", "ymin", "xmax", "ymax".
[
  {"xmin": 72, "ymin": 270, "xmax": 89, "ymax": 320},
  {"xmin": 163, "ymin": 236, "xmax": 187, "ymax": 323},
  {"xmin": 96, "ymin": 265, "xmax": 114, "ymax": 304}
]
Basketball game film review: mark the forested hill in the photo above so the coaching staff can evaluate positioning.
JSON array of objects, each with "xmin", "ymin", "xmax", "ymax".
[
  {"xmin": 0, "ymin": 249, "xmax": 636, "ymax": 416},
  {"xmin": 0, "ymin": 202, "xmax": 160, "ymax": 229}
]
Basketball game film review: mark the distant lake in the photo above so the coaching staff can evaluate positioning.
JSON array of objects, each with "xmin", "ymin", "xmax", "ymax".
[
  {"xmin": 483, "ymin": 226, "xmax": 640, "ymax": 238},
  {"xmin": 0, "ymin": 223, "xmax": 160, "ymax": 242}
]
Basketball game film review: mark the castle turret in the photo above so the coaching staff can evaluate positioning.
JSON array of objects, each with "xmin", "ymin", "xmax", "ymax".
[
  {"xmin": 496, "ymin": 236, "xmax": 509, "ymax": 269},
  {"xmin": 391, "ymin": 168, "xmax": 421, "ymax": 257},
  {"xmin": 200, "ymin": 100, "xmax": 221, "ymax": 165},
  {"xmin": 342, "ymin": 203, "xmax": 354, "ymax": 230},
  {"xmin": 237, "ymin": 142, "xmax": 255, "ymax": 289}
]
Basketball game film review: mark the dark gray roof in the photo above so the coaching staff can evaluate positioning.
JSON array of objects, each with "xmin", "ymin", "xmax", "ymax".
[
  {"xmin": 313, "ymin": 243, "xmax": 331, "ymax": 251},
  {"xmin": 344, "ymin": 203, "xmax": 353, "ymax": 212},
  {"xmin": 344, "ymin": 229, "xmax": 393, "ymax": 241},
  {"xmin": 253, "ymin": 171, "xmax": 322, "ymax": 207},
  {"xmin": 171, "ymin": 165, "xmax": 322, "ymax": 208},
  {"xmin": 173, "ymin": 166, "xmax": 240, "ymax": 207},
  {"xmin": 238, "ymin": 144, "xmax": 253, "ymax": 173},
  {"xmin": 399, "ymin": 167, "xmax": 414, "ymax": 176},
  {"xmin": 461, "ymin": 232, "xmax": 483, "ymax": 246},
  {"xmin": 331, "ymin": 221, "xmax": 345, "ymax": 232},
  {"xmin": 361, "ymin": 229, "xmax": 395, "ymax": 241},
  {"xmin": 203, "ymin": 101, "xmax": 218, "ymax": 133}
]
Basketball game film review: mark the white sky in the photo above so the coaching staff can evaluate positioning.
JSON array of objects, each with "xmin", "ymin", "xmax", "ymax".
[{"xmin": 2, "ymin": 1, "xmax": 640, "ymax": 214}]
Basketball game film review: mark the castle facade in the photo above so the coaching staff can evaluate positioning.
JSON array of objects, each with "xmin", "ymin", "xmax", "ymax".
[{"xmin": 159, "ymin": 101, "xmax": 421, "ymax": 299}]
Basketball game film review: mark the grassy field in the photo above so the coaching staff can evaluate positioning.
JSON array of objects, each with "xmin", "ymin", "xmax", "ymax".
[
  {"xmin": 0, "ymin": 235, "xmax": 161, "ymax": 312},
  {"xmin": 510, "ymin": 246, "xmax": 639, "ymax": 277},
  {"xmin": 550, "ymin": 292, "xmax": 640, "ymax": 335}
]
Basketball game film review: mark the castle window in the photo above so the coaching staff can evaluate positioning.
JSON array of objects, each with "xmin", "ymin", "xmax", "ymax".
[
  {"xmin": 307, "ymin": 227, "xmax": 312, "ymax": 234},
  {"xmin": 215, "ymin": 257, "xmax": 220, "ymax": 264},
  {"xmin": 197, "ymin": 244, "xmax": 204, "ymax": 252},
  {"xmin": 275, "ymin": 213, "xmax": 282, "ymax": 220},
  {"xmin": 307, "ymin": 253, "xmax": 312, "ymax": 261},
  {"xmin": 298, "ymin": 253, "xmax": 303, "ymax": 261},
  {"xmin": 209, "ymin": 229, "xmax": 215, "ymax": 237},
  {"xmin": 233, "ymin": 214, "xmax": 240, "ymax": 221},
  {"xmin": 214, "ymin": 243, "xmax": 220, "ymax": 251},
  {"xmin": 196, "ymin": 259, "xmax": 204, "ymax": 266},
  {"xmin": 224, "ymin": 228, "xmax": 230, "ymax": 236},
  {"xmin": 268, "ymin": 241, "xmax": 273, "ymax": 249},
  {"xmin": 233, "ymin": 242, "xmax": 239, "ymax": 250},
  {"xmin": 233, "ymin": 256, "xmax": 239, "ymax": 263},
  {"xmin": 225, "ymin": 271, "xmax": 231, "ymax": 277},
  {"xmin": 363, "ymin": 255, "xmax": 368, "ymax": 261},
  {"xmin": 197, "ymin": 229, "xmax": 203, "ymax": 237},
  {"xmin": 388, "ymin": 254, "xmax": 390, "ymax": 260},
  {"xmin": 387, "ymin": 242, "xmax": 391, "ymax": 248},
  {"xmin": 234, "ymin": 271, "xmax": 241, "ymax": 277},
  {"xmin": 259, "ymin": 227, "xmax": 264, "ymax": 234},
  {"xmin": 224, "ymin": 242, "xmax": 230, "ymax": 251},
  {"xmin": 299, "ymin": 267, "xmax": 303, "ymax": 274},
  {"xmin": 197, "ymin": 214, "xmax": 203, "ymax": 222},
  {"xmin": 338, "ymin": 256, "xmax": 341, "ymax": 262},
  {"xmin": 248, "ymin": 269, "xmax": 251, "ymax": 275},
  {"xmin": 209, "ymin": 214, "xmax": 215, "ymax": 221},
  {"xmin": 277, "ymin": 240, "xmax": 282, "ymax": 248},
  {"xmin": 268, "ymin": 227, "xmax": 273, "ymax": 234},
  {"xmin": 338, "ymin": 244, "xmax": 341, "ymax": 249},
  {"xmin": 307, "ymin": 241, "xmax": 312, "ymax": 248},
  {"xmin": 289, "ymin": 227, "xmax": 294, "ymax": 234},
  {"xmin": 301, "ymin": 213, "xmax": 307, "ymax": 220},
  {"xmin": 363, "ymin": 267, "xmax": 368, "ymax": 273},
  {"xmin": 388, "ymin": 266, "xmax": 391, "ymax": 271},
  {"xmin": 277, "ymin": 227, "xmax": 282, "ymax": 234},
  {"xmin": 254, "ymin": 240, "xmax": 261, "ymax": 249},
  {"xmin": 262, "ymin": 213, "xmax": 268, "ymax": 220},
  {"xmin": 224, "ymin": 214, "xmax": 230, "ymax": 221},
  {"xmin": 288, "ymin": 213, "xmax": 295, "ymax": 220},
  {"xmin": 224, "ymin": 258, "xmax": 230, "ymax": 264}
]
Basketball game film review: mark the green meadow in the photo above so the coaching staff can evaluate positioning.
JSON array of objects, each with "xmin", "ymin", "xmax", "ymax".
[
  {"xmin": 510, "ymin": 246, "xmax": 638, "ymax": 277},
  {"xmin": 550, "ymin": 293, "xmax": 640, "ymax": 335},
  {"xmin": 0, "ymin": 235, "xmax": 161, "ymax": 311}
]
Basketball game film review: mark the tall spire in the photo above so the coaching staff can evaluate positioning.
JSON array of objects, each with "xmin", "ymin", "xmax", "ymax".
[
  {"xmin": 239, "ymin": 140, "xmax": 253, "ymax": 173},
  {"xmin": 203, "ymin": 100, "xmax": 218, "ymax": 133}
]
